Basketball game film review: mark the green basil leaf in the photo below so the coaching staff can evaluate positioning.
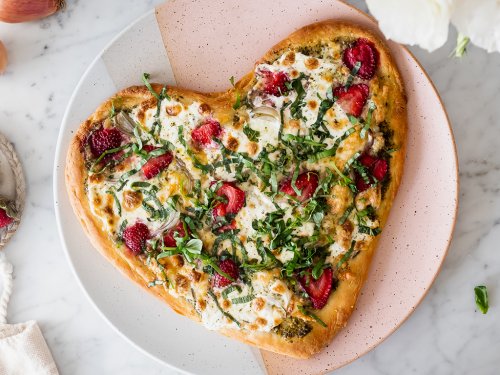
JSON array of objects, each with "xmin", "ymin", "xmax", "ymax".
[
  {"xmin": 221, "ymin": 285, "xmax": 242, "ymax": 299},
  {"xmin": 231, "ymin": 294, "xmax": 255, "ymax": 304},
  {"xmin": 298, "ymin": 305, "xmax": 327, "ymax": 327},
  {"xmin": 474, "ymin": 285, "xmax": 489, "ymax": 314},
  {"xmin": 184, "ymin": 238, "xmax": 203, "ymax": 255},
  {"xmin": 311, "ymin": 259, "xmax": 325, "ymax": 280},
  {"xmin": 243, "ymin": 124, "xmax": 260, "ymax": 142},
  {"xmin": 336, "ymin": 241, "xmax": 356, "ymax": 269},
  {"xmin": 208, "ymin": 290, "xmax": 240, "ymax": 326},
  {"xmin": 105, "ymin": 189, "xmax": 121, "ymax": 216},
  {"xmin": 142, "ymin": 73, "xmax": 160, "ymax": 100},
  {"xmin": 345, "ymin": 61, "xmax": 361, "ymax": 88}
]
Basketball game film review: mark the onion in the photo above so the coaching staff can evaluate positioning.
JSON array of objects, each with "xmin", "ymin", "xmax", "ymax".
[
  {"xmin": 151, "ymin": 211, "xmax": 180, "ymax": 237},
  {"xmin": 173, "ymin": 158, "xmax": 194, "ymax": 194},
  {"xmin": 113, "ymin": 111, "xmax": 135, "ymax": 136},
  {"xmin": 0, "ymin": 0, "xmax": 64, "ymax": 23},
  {"xmin": 0, "ymin": 40, "xmax": 6, "ymax": 74},
  {"xmin": 363, "ymin": 130, "xmax": 374, "ymax": 153},
  {"xmin": 250, "ymin": 106, "xmax": 280, "ymax": 122}
]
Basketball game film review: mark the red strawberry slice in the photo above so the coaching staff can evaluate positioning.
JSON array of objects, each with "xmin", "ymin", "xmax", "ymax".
[
  {"xmin": 343, "ymin": 38, "xmax": 379, "ymax": 80},
  {"xmin": 89, "ymin": 127, "xmax": 123, "ymax": 158},
  {"xmin": 141, "ymin": 146, "xmax": 173, "ymax": 179},
  {"xmin": 260, "ymin": 70, "xmax": 290, "ymax": 96},
  {"xmin": 371, "ymin": 159, "xmax": 388, "ymax": 181},
  {"xmin": 212, "ymin": 182, "xmax": 245, "ymax": 232},
  {"xmin": 212, "ymin": 182, "xmax": 245, "ymax": 216},
  {"xmin": 355, "ymin": 153, "xmax": 389, "ymax": 192},
  {"xmin": 333, "ymin": 83, "xmax": 369, "ymax": 117},
  {"xmin": 358, "ymin": 153, "xmax": 377, "ymax": 168},
  {"xmin": 191, "ymin": 119, "xmax": 222, "ymax": 146},
  {"xmin": 163, "ymin": 221, "xmax": 189, "ymax": 247},
  {"xmin": 279, "ymin": 172, "xmax": 319, "ymax": 202},
  {"xmin": 212, "ymin": 204, "xmax": 237, "ymax": 232},
  {"xmin": 298, "ymin": 267, "xmax": 333, "ymax": 310},
  {"xmin": 211, "ymin": 258, "xmax": 239, "ymax": 288},
  {"xmin": 355, "ymin": 174, "xmax": 372, "ymax": 192},
  {"xmin": 123, "ymin": 222, "xmax": 150, "ymax": 255},
  {"xmin": 0, "ymin": 208, "xmax": 13, "ymax": 228}
]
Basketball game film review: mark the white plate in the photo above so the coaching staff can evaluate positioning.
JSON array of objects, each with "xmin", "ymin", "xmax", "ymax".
[{"xmin": 54, "ymin": 4, "xmax": 458, "ymax": 375}]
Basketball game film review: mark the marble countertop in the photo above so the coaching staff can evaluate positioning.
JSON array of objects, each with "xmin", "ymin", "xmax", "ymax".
[{"xmin": 0, "ymin": 0, "xmax": 498, "ymax": 374}]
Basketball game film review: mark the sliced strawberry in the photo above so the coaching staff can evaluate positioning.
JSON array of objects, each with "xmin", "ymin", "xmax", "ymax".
[
  {"xmin": 355, "ymin": 153, "xmax": 389, "ymax": 192},
  {"xmin": 372, "ymin": 159, "xmax": 388, "ymax": 181},
  {"xmin": 0, "ymin": 208, "xmax": 13, "ymax": 228},
  {"xmin": 279, "ymin": 172, "xmax": 319, "ymax": 202},
  {"xmin": 260, "ymin": 70, "xmax": 290, "ymax": 96},
  {"xmin": 212, "ymin": 182, "xmax": 245, "ymax": 232},
  {"xmin": 122, "ymin": 222, "xmax": 150, "ymax": 255},
  {"xmin": 212, "ymin": 182, "xmax": 245, "ymax": 216},
  {"xmin": 163, "ymin": 221, "xmax": 189, "ymax": 247},
  {"xmin": 141, "ymin": 146, "xmax": 173, "ymax": 179},
  {"xmin": 89, "ymin": 127, "xmax": 123, "ymax": 158},
  {"xmin": 333, "ymin": 83, "xmax": 369, "ymax": 117},
  {"xmin": 212, "ymin": 204, "xmax": 237, "ymax": 232},
  {"xmin": 211, "ymin": 258, "xmax": 239, "ymax": 288},
  {"xmin": 358, "ymin": 153, "xmax": 377, "ymax": 168},
  {"xmin": 191, "ymin": 119, "xmax": 222, "ymax": 146},
  {"xmin": 343, "ymin": 38, "xmax": 379, "ymax": 80},
  {"xmin": 355, "ymin": 174, "xmax": 372, "ymax": 192},
  {"xmin": 298, "ymin": 267, "xmax": 333, "ymax": 310}
]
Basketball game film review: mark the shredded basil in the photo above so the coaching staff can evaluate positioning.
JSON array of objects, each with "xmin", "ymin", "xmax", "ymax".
[
  {"xmin": 298, "ymin": 305, "xmax": 327, "ymax": 327},
  {"xmin": 308, "ymin": 127, "xmax": 355, "ymax": 163},
  {"xmin": 208, "ymin": 290, "xmax": 240, "ymax": 326},
  {"xmin": 231, "ymin": 294, "xmax": 255, "ymax": 304},
  {"xmin": 222, "ymin": 285, "xmax": 242, "ymax": 299},
  {"xmin": 345, "ymin": 61, "xmax": 361, "ymax": 88},
  {"xmin": 336, "ymin": 241, "xmax": 356, "ymax": 270},
  {"xmin": 358, "ymin": 225, "xmax": 381, "ymax": 236},
  {"xmin": 287, "ymin": 74, "xmax": 307, "ymax": 119},
  {"xmin": 360, "ymin": 102, "xmax": 377, "ymax": 139},
  {"xmin": 90, "ymin": 144, "xmax": 129, "ymax": 173},
  {"xmin": 130, "ymin": 181, "xmax": 151, "ymax": 190},
  {"xmin": 142, "ymin": 73, "xmax": 160, "ymax": 100},
  {"xmin": 311, "ymin": 258, "xmax": 325, "ymax": 280},
  {"xmin": 243, "ymin": 124, "xmax": 260, "ymax": 142},
  {"xmin": 105, "ymin": 189, "xmax": 121, "ymax": 216},
  {"xmin": 338, "ymin": 206, "xmax": 354, "ymax": 225},
  {"xmin": 229, "ymin": 76, "xmax": 242, "ymax": 110}
]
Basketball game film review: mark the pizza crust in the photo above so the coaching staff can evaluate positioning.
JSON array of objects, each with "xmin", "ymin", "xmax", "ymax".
[{"xmin": 66, "ymin": 20, "xmax": 406, "ymax": 359}]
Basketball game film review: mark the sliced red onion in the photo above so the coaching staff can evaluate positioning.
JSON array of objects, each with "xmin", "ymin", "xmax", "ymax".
[{"xmin": 114, "ymin": 112, "xmax": 135, "ymax": 136}]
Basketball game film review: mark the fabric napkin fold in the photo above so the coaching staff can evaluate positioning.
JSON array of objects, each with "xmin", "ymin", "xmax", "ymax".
[
  {"xmin": 0, "ymin": 253, "xmax": 59, "ymax": 375},
  {"xmin": 0, "ymin": 321, "xmax": 59, "ymax": 375}
]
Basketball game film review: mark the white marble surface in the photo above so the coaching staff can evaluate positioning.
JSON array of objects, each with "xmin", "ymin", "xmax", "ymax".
[{"xmin": 0, "ymin": 0, "xmax": 498, "ymax": 374}]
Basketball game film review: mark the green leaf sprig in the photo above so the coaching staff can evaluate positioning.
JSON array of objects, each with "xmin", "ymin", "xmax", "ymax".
[{"xmin": 474, "ymin": 285, "xmax": 489, "ymax": 314}]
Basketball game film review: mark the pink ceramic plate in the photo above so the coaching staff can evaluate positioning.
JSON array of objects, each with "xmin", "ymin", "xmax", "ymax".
[
  {"xmin": 54, "ymin": 1, "xmax": 458, "ymax": 374},
  {"xmin": 155, "ymin": 0, "xmax": 458, "ymax": 373}
]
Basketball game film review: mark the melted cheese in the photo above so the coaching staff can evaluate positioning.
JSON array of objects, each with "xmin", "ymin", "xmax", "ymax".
[{"xmin": 85, "ymin": 46, "xmax": 386, "ymax": 334}]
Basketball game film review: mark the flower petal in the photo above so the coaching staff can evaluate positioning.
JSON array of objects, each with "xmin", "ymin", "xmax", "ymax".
[
  {"xmin": 452, "ymin": 0, "xmax": 500, "ymax": 53},
  {"xmin": 366, "ymin": 0, "xmax": 453, "ymax": 52}
]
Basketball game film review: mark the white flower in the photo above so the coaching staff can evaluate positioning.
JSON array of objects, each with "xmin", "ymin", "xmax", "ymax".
[
  {"xmin": 366, "ymin": 0, "xmax": 453, "ymax": 52},
  {"xmin": 451, "ymin": 0, "xmax": 500, "ymax": 53}
]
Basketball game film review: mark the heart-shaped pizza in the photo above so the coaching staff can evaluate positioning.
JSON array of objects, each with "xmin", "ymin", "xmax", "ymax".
[{"xmin": 66, "ymin": 21, "xmax": 406, "ymax": 358}]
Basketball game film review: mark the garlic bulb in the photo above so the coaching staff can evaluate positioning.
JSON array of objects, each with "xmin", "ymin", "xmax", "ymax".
[
  {"xmin": 0, "ymin": 40, "xmax": 6, "ymax": 74},
  {"xmin": 0, "ymin": 0, "xmax": 65, "ymax": 23}
]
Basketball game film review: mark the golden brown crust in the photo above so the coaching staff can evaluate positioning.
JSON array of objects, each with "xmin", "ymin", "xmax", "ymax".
[{"xmin": 65, "ymin": 20, "xmax": 406, "ymax": 359}]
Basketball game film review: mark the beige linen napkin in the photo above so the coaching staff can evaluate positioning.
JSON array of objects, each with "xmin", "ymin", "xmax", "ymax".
[{"xmin": 0, "ymin": 253, "xmax": 59, "ymax": 375}]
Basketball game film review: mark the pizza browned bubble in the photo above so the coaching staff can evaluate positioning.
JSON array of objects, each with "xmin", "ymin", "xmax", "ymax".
[{"xmin": 66, "ymin": 21, "xmax": 406, "ymax": 358}]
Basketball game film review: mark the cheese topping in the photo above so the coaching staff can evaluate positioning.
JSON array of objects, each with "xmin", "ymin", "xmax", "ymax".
[{"xmin": 84, "ymin": 42, "xmax": 390, "ymax": 335}]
